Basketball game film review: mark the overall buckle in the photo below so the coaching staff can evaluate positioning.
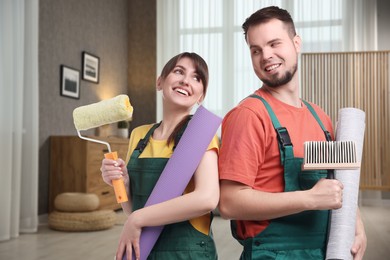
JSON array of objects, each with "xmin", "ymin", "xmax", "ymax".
[
  {"xmin": 135, "ymin": 139, "xmax": 147, "ymax": 153},
  {"xmin": 276, "ymin": 127, "xmax": 293, "ymax": 147}
]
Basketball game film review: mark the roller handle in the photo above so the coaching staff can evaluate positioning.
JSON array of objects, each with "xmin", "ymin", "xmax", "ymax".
[{"xmin": 104, "ymin": 151, "xmax": 129, "ymax": 203}]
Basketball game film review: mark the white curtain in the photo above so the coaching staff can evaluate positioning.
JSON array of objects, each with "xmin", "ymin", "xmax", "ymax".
[
  {"xmin": 157, "ymin": 0, "xmax": 377, "ymax": 120},
  {"xmin": 342, "ymin": 0, "xmax": 377, "ymax": 51},
  {"xmin": 0, "ymin": 0, "xmax": 39, "ymax": 241}
]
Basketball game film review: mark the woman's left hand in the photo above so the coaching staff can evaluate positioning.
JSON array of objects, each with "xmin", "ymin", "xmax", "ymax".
[
  {"xmin": 351, "ymin": 209, "xmax": 367, "ymax": 260},
  {"xmin": 116, "ymin": 212, "xmax": 142, "ymax": 260}
]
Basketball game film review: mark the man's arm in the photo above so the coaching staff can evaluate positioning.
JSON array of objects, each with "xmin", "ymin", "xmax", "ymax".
[{"xmin": 219, "ymin": 178, "xmax": 344, "ymax": 220}]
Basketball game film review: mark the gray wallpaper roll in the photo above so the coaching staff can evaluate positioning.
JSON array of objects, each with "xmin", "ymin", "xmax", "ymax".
[{"xmin": 326, "ymin": 108, "xmax": 365, "ymax": 260}]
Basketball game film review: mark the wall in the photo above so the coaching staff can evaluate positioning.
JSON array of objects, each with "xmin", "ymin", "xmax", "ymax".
[
  {"xmin": 128, "ymin": 0, "xmax": 156, "ymax": 131},
  {"xmin": 377, "ymin": 0, "xmax": 390, "ymax": 201},
  {"xmin": 378, "ymin": 0, "xmax": 390, "ymax": 51},
  {"xmin": 39, "ymin": 0, "xmax": 129, "ymax": 214}
]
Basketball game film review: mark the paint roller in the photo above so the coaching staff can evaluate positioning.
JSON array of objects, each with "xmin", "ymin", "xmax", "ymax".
[{"xmin": 73, "ymin": 94, "xmax": 133, "ymax": 203}]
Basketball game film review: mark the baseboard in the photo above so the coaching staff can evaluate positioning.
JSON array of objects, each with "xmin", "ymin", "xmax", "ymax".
[
  {"xmin": 361, "ymin": 198, "xmax": 390, "ymax": 207},
  {"xmin": 39, "ymin": 213, "xmax": 48, "ymax": 225}
]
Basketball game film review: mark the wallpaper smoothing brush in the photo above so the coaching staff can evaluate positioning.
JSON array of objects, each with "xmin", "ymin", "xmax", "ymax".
[
  {"xmin": 302, "ymin": 138, "xmax": 362, "ymax": 260},
  {"xmin": 303, "ymin": 141, "xmax": 360, "ymax": 171},
  {"xmin": 73, "ymin": 94, "xmax": 133, "ymax": 203}
]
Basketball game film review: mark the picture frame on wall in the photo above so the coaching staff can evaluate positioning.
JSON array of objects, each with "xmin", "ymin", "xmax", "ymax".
[
  {"xmin": 60, "ymin": 65, "xmax": 80, "ymax": 99},
  {"xmin": 82, "ymin": 51, "xmax": 100, "ymax": 83}
]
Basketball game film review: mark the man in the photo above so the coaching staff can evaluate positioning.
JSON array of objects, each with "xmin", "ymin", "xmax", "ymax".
[{"xmin": 218, "ymin": 6, "xmax": 366, "ymax": 259}]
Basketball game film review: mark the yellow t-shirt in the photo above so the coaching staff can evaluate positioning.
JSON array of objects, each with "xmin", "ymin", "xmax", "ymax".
[{"xmin": 125, "ymin": 124, "xmax": 220, "ymax": 235}]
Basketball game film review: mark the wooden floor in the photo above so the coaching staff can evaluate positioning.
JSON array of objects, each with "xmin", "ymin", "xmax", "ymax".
[{"xmin": 0, "ymin": 205, "xmax": 389, "ymax": 259}]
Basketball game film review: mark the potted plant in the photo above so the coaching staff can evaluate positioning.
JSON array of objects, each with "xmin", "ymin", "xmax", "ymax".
[{"xmin": 117, "ymin": 120, "xmax": 129, "ymax": 138}]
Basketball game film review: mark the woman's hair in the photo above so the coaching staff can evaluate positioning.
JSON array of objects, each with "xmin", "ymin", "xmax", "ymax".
[
  {"xmin": 242, "ymin": 6, "xmax": 296, "ymax": 41},
  {"xmin": 159, "ymin": 52, "xmax": 209, "ymax": 145}
]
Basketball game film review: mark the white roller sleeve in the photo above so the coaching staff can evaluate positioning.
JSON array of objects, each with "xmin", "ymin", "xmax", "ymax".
[
  {"xmin": 326, "ymin": 108, "xmax": 365, "ymax": 260},
  {"xmin": 73, "ymin": 95, "xmax": 133, "ymax": 130}
]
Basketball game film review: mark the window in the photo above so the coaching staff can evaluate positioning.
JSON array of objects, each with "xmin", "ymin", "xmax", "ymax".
[{"xmin": 157, "ymin": 0, "xmax": 361, "ymax": 119}]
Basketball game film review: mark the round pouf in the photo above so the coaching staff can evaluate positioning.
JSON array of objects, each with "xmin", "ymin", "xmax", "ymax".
[
  {"xmin": 54, "ymin": 192, "xmax": 99, "ymax": 212},
  {"xmin": 48, "ymin": 210, "xmax": 116, "ymax": 232}
]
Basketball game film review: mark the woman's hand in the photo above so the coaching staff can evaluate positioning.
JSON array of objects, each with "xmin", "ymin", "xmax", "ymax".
[
  {"xmin": 100, "ymin": 158, "xmax": 129, "ymax": 187},
  {"xmin": 116, "ymin": 211, "xmax": 142, "ymax": 260},
  {"xmin": 351, "ymin": 208, "xmax": 367, "ymax": 260}
]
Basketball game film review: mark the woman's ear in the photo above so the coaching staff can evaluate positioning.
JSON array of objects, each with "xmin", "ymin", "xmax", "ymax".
[
  {"xmin": 197, "ymin": 95, "xmax": 204, "ymax": 105},
  {"xmin": 156, "ymin": 76, "xmax": 162, "ymax": 91}
]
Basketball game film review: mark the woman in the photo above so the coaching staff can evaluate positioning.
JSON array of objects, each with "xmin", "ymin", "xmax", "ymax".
[{"xmin": 101, "ymin": 52, "xmax": 219, "ymax": 260}]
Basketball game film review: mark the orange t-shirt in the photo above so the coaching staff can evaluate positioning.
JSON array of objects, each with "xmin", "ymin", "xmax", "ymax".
[{"xmin": 218, "ymin": 88, "xmax": 334, "ymax": 239}]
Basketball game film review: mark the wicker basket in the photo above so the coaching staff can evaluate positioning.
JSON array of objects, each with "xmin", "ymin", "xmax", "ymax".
[
  {"xmin": 48, "ymin": 210, "xmax": 116, "ymax": 232},
  {"xmin": 54, "ymin": 192, "xmax": 99, "ymax": 212}
]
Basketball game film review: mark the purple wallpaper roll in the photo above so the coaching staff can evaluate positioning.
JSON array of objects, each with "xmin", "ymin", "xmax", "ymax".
[{"xmin": 124, "ymin": 105, "xmax": 222, "ymax": 260}]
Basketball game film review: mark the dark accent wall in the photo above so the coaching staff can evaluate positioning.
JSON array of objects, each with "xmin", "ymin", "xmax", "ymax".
[
  {"xmin": 377, "ymin": 0, "xmax": 390, "ymax": 200},
  {"xmin": 38, "ymin": 0, "xmax": 156, "ymax": 215},
  {"xmin": 128, "ymin": 0, "xmax": 157, "ymax": 131},
  {"xmin": 378, "ymin": 0, "xmax": 390, "ymax": 51}
]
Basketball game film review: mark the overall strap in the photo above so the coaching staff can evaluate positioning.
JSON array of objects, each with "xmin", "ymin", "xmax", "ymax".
[
  {"xmin": 133, "ymin": 116, "xmax": 193, "ymax": 158},
  {"xmin": 248, "ymin": 94, "xmax": 294, "ymax": 165},
  {"xmin": 302, "ymin": 100, "xmax": 334, "ymax": 179},
  {"xmin": 302, "ymin": 100, "xmax": 332, "ymax": 141},
  {"xmin": 173, "ymin": 115, "xmax": 192, "ymax": 150},
  {"xmin": 133, "ymin": 122, "xmax": 161, "ymax": 157}
]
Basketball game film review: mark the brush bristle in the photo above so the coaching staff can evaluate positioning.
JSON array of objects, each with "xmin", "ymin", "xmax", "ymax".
[{"xmin": 302, "ymin": 141, "xmax": 360, "ymax": 170}]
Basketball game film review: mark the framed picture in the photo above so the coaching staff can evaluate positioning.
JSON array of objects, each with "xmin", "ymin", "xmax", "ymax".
[
  {"xmin": 60, "ymin": 65, "xmax": 80, "ymax": 99},
  {"xmin": 82, "ymin": 51, "xmax": 100, "ymax": 83}
]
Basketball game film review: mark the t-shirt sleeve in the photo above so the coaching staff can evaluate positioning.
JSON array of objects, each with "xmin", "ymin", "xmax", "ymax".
[
  {"xmin": 125, "ymin": 128, "xmax": 138, "ymax": 164},
  {"xmin": 207, "ymin": 134, "xmax": 220, "ymax": 154},
  {"xmin": 218, "ymin": 107, "xmax": 266, "ymax": 187}
]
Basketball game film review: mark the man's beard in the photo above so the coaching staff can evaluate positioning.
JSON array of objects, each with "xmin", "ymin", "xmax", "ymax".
[{"xmin": 261, "ymin": 64, "xmax": 297, "ymax": 88}]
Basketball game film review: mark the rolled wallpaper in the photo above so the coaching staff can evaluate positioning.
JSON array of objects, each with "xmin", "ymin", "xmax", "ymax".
[
  {"xmin": 124, "ymin": 105, "xmax": 222, "ymax": 260},
  {"xmin": 326, "ymin": 108, "xmax": 365, "ymax": 260}
]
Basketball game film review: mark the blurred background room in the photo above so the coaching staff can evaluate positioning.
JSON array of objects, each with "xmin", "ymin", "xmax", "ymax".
[{"xmin": 0, "ymin": 0, "xmax": 389, "ymax": 259}]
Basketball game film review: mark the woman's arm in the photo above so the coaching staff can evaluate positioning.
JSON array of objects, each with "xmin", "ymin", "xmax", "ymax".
[
  {"xmin": 116, "ymin": 149, "xmax": 219, "ymax": 260},
  {"xmin": 351, "ymin": 208, "xmax": 367, "ymax": 260},
  {"xmin": 128, "ymin": 149, "xmax": 218, "ymax": 226}
]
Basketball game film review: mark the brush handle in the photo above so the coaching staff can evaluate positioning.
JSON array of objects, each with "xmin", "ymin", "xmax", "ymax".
[
  {"xmin": 327, "ymin": 169, "xmax": 335, "ymax": 179},
  {"xmin": 104, "ymin": 152, "xmax": 129, "ymax": 203}
]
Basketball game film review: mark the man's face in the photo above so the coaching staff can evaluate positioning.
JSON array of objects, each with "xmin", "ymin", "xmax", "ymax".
[{"xmin": 246, "ymin": 19, "xmax": 301, "ymax": 88}]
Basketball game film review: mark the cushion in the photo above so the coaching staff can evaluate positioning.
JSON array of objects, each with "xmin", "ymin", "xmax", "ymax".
[
  {"xmin": 48, "ymin": 210, "xmax": 116, "ymax": 232},
  {"xmin": 54, "ymin": 192, "xmax": 99, "ymax": 212}
]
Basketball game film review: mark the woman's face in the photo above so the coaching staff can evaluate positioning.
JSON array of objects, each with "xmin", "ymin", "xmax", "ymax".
[{"xmin": 157, "ymin": 57, "xmax": 204, "ymax": 110}]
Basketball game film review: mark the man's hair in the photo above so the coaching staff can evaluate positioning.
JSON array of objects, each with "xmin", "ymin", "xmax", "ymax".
[{"xmin": 242, "ymin": 6, "xmax": 296, "ymax": 41}]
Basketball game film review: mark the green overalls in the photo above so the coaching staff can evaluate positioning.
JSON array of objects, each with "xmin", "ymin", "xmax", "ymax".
[
  {"xmin": 127, "ymin": 122, "xmax": 218, "ymax": 260},
  {"xmin": 233, "ymin": 95, "xmax": 332, "ymax": 260}
]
